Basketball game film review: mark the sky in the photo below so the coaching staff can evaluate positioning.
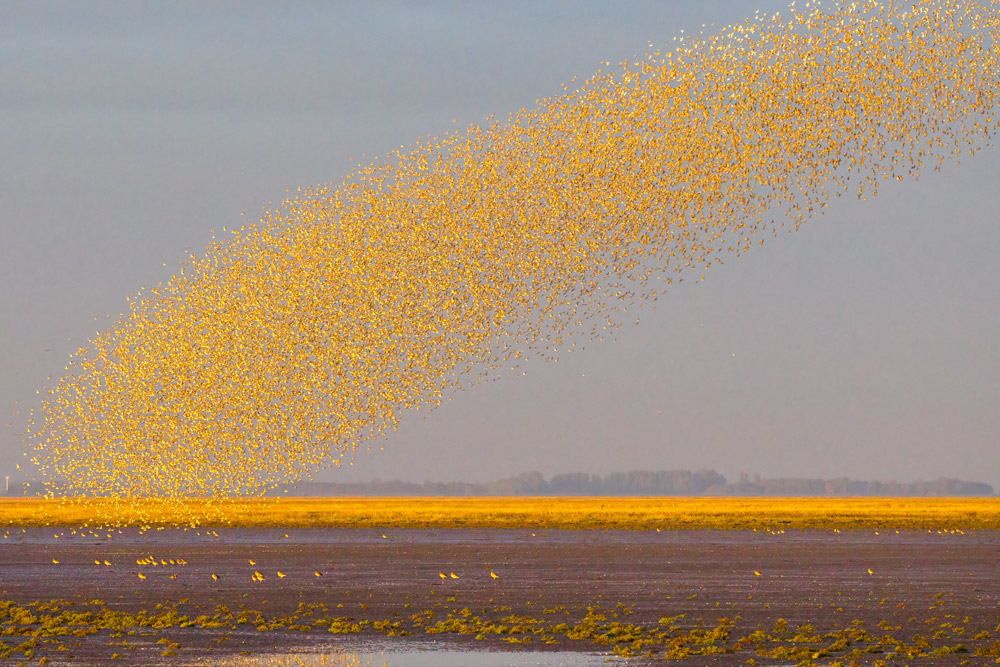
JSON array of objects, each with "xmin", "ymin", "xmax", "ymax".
[{"xmin": 2, "ymin": 1, "xmax": 998, "ymax": 490}]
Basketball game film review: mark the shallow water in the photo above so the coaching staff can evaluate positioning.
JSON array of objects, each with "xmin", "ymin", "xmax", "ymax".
[
  {"xmin": 3, "ymin": 528, "xmax": 998, "ymax": 665},
  {"xmin": 195, "ymin": 643, "xmax": 614, "ymax": 667}
]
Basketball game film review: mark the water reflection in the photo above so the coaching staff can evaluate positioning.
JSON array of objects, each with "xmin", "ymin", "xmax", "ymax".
[
  {"xmin": 203, "ymin": 654, "xmax": 379, "ymax": 667},
  {"xmin": 201, "ymin": 647, "xmax": 612, "ymax": 667}
]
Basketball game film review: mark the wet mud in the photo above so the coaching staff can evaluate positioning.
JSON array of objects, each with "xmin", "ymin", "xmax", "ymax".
[{"xmin": 2, "ymin": 528, "xmax": 999, "ymax": 665}]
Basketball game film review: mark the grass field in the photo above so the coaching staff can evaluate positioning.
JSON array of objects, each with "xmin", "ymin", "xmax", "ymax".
[{"xmin": 1, "ymin": 496, "xmax": 999, "ymax": 529}]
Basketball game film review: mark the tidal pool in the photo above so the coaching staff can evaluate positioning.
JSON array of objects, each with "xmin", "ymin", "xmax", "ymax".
[
  {"xmin": 2, "ymin": 528, "xmax": 998, "ymax": 665},
  {"xmin": 196, "ymin": 643, "xmax": 615, "ymax": 666}
]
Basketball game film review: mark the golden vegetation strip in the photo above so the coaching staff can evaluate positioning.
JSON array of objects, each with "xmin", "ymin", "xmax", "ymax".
[{"xmin": 1, "ymin": 497, "xmax": 999, "ymax": 530}]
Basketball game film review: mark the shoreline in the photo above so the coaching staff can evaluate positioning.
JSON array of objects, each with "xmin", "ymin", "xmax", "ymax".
[{"xmin": 1, "ymin": 527, "xmax": 998, "ymax": 664}]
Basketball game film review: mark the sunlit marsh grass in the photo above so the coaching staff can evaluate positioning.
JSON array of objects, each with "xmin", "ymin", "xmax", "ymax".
[{"xmin": 2, "ymin": 496, "xmax": 998, "ymax": 530}]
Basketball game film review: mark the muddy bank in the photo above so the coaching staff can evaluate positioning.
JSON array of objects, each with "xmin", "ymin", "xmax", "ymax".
[{"xmin": 1, "ymin": 529, "xmax": 998, "ymax": 664}]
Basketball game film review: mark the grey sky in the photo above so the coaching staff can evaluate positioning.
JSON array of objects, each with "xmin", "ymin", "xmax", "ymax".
[{"xmin": 2, "ymin": 1, "xmax": 998, "ymax": 490}]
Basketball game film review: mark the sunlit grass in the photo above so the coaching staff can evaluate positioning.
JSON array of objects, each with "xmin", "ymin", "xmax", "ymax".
[{"xmin": 1, "ymin": 496, "xmax": 998, "ymax": 530}]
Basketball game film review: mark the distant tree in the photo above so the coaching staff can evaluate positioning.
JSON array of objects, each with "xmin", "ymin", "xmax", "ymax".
[
  {"xmin": 723, "ymin": 480, "xmax": 765, "ymax": 496},
  {"xmin": 758, "ymin": 478, "xmax": 826, "ymax": 496},
  {"xmin": 690, "ymin": 469, "xmax": 727, "ymax": 494},
  {"xmin": 549, "ymin": 472, "xmax": 592, "ymax": 494}
]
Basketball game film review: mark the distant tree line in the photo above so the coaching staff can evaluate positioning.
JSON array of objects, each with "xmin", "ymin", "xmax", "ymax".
[
  {"xmin": 720, "ymin": 472, "xmax": 993, "ymax": 497},
  {"xmin": 282, "ymin": 470, "xmax": 994, "ymax": 497},
  {"xmin": 9, "ymin": 471, "xmax": 993, "ymax": 497}
]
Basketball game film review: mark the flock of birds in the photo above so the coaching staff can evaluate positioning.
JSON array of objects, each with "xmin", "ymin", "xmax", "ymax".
[
  {"xmin": 21, "ymin": 0, "xmax": 1000, "ymax": 522},
  {"xmin": 44, "ymin": 544, "xmax": 503, "ymax": 584}
]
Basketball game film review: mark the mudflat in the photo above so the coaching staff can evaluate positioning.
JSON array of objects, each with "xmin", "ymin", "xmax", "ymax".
[{"xmin": 1, "ymin": 527, "xmax": 998, "ymax": 665}]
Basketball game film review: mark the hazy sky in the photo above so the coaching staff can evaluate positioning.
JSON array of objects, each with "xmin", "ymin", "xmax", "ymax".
[{"xmin": 3, "ymin": 1, "xmax": 998, "ymax": 490}]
